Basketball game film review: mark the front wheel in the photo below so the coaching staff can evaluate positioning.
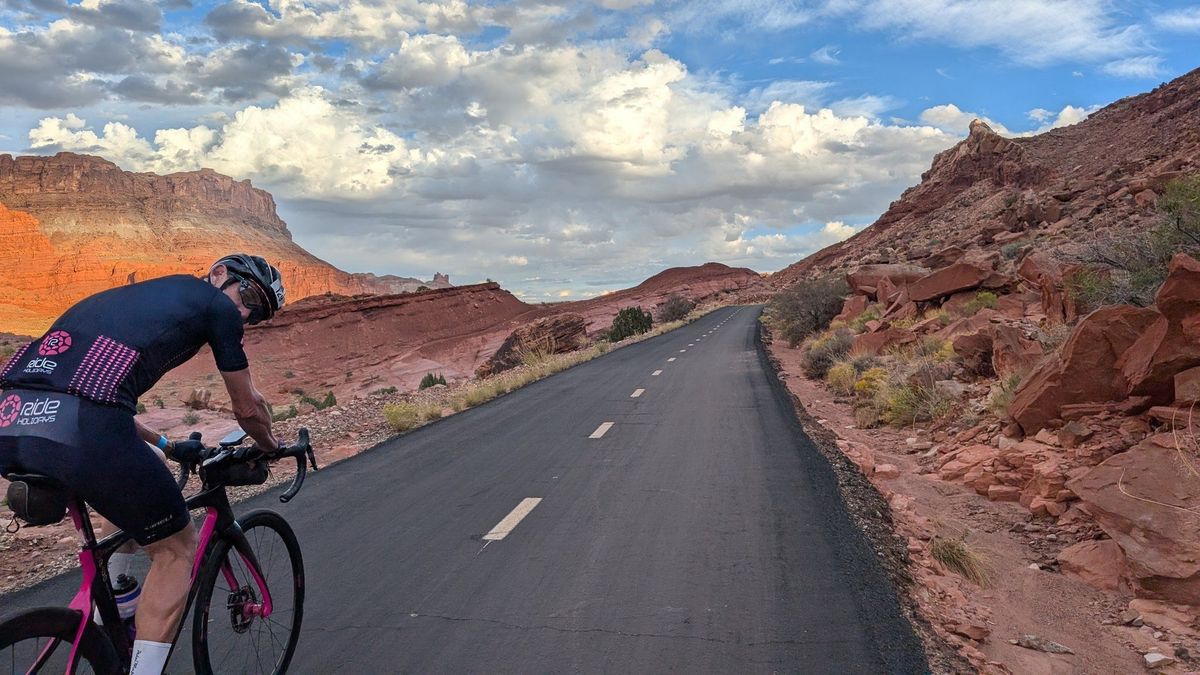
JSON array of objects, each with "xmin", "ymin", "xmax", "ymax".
[
  {"xmin": 0, "ymin": 607, "xmax": 121, "ymax": 674},
  {"xmin": 192, "ymin": 510, "xmax": 305, "ymax": 674}
]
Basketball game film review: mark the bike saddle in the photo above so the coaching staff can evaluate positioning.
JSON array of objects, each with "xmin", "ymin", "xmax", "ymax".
[{"xmin": 5, "ymin": 473, "xmax": 69, "ymax": 526}]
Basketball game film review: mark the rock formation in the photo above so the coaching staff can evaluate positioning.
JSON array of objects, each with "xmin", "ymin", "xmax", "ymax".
[
  {"xmin": 475, "ymin": 313, "xmax": 588, "ymax": 378},
  {"xmin": 0, "ymin": 152, "xmax": 448, "ymax": 334},
  {"xmin": 773, "ymin": 66, "xmax": 1200, "ymax": 286}
]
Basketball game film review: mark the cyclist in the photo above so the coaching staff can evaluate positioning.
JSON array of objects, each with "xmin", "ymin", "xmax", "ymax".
[{"xmin": 0, "ymin": 253, "xmax": 285, "ymax": 675}]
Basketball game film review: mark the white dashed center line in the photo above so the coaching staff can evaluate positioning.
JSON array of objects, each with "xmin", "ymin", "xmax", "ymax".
[
  {"xmin": 667, "ymin": 357, "xmax": 676, "ymax": 362},
  {"xmin": 652, "ymin": 369, "xmax": 663, "ymax": 376},
  {"xmin": 589, "ymin": 422, "xmax": 614, "ymax": 439},
  {"xmin": 482, "ymin": 498, "xmax": 542, "ymax": 541},
  {"xmin": 631, "ymin": 389, "xmax": 644, "ymax": 398},
  {"xmin": 679, "ymin": 349, "xmax": 687, "ymax": 353}
]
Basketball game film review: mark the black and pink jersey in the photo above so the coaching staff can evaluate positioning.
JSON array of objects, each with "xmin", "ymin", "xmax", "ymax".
[{"xmin": 0, "ymin": 275, "xmax": 249, "ymax": 413}]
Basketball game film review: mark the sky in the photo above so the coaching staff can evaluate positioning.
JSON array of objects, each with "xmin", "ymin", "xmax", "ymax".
[{"xmin": 0, "ymin": 1, "xmax": 1198, "ymax": 301}]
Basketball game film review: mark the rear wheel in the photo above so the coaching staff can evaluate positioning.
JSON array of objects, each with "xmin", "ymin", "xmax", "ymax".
[
  {"xmin": 0, "ymin": 607, "xmax": 120, "ymax": 674},
  {"xmin": 192, "ymin": 510, "xmax": 304, "ymax": 674}
]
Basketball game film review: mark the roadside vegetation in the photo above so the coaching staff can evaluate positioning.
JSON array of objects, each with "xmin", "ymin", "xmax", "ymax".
[
  {"xmin": 380, "ymin": 303, "xmax": 722, "ymax": 435},
  {"xmin": 1064, "ymin": 175, "xmax": 1200, "ymax": 310},
  {"xmin": 607, "ymin": 306, "xmax": 653, "ymax": 342},
  {"xmin": 763, "ymin": 275, "xmax": 849, "ymax": 347}
]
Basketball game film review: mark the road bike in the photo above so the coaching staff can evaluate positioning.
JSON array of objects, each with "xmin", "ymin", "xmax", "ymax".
[{"xmin": 0, "ymin": 428, "xmax": 319, "ymax": 674}]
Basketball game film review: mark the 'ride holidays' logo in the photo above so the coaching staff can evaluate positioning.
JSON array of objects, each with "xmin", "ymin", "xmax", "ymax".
[
  {"xmin": 0, "ymin": 394, "xmax": 62, "ymax": 428},
  {"xmin": 24, "ymin": 331, "xmax": 72, "ymax": 375}
]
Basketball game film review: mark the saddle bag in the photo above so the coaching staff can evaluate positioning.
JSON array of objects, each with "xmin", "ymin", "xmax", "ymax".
[{"xmin": 5, "ymin": 475, "xmax": 69, "ymax": 526}]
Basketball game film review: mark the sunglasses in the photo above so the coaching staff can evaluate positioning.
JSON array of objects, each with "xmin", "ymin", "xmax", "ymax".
[{"xmin": 224, "ymin": 273, "xmax": 270, "ymax": 325}]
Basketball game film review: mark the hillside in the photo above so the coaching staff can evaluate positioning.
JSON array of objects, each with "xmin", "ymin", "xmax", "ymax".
[
  {"xmin": 0, "ymin": 153, "xmax": 449, "ymax": 334},
  {"xmin": 773, "ymin": 66, "xmax": 1200, "ymax": 286}
]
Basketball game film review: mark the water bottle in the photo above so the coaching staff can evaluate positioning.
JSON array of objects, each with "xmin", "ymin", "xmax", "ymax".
[{"xmin": 113, "ymin": 574, "xmax": 140, "ymax": 641}]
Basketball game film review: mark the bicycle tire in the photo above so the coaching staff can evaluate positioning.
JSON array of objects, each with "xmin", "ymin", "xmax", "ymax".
[
  {"xmin": 192, "ymin": 509, "xmax": 305, "ymax": 674},
  {"xmin": 0, "ymin": 607, "xmax": 121, "ymax": 675}
]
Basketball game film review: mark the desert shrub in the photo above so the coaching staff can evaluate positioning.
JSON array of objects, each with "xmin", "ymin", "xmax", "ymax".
[
  {"xmin": 854, "ymin": 367, "xmax": 889, "ymax": 398},
  {"xmin": 801, "ymin": 328, "xmax": 853, "ymax": 379},
  {"xmin": 272, "ymin": 405, "xmax": 299, "ymax": 422},
  {"xmin": 766, "ymin": 276, "xmax": 851, "ymax": 347},
  {"xmin": 136, "ymin": 402, "xmax": 146, "ymax": 414},
  {"xmin": 1061, "ymin": 174, "xmax": 1200, "ymax": 307},
  {"xmin": 914, "ymin": 336, "xmax": 954, "ymax": 361},
  {"xmin": 283, "ymin": 370, "xmax": 295, "ymax": 379},
  {"xmin": 881, "ymin": 381, "xmax": 953, "ymax": 427},
  {"xmin": 1001, "ymin": 243, "xmax": 1024, "ymax": 259},
  {"xmin": 419, "ymin": 373, "xmax": 448, "ymax": 390},
  {"xmin": 153, "ymin": 396, "xmax": 165, "ymax": 409},
  {"xmin": 182, "ymin": 412, "xmax": 200, "ymax": 426},
  {"xmin": 607, "ymin": 307, "xmax": 653, "ymax": 342},
  {"xmin": 847, "ymin": 306, "xmax": 881, "ymax": 333},
  {"xmin": 825, "ymin": 361, "xmax": 858, "ymax": 395},
  {"xmin": 463, "ymin": 384, "xmax": 494, "ymax": 407},
  {"xmin": 854, "ymin": 406, "xmax": 883, "ymax": 429},
  {"xmin": 657, "ymin": 294, "xmax": 695, "ymax": 322},
  {"xmin": 930, "ymin": 537, "xmax": 992, "ymax": 585},
  {"xmin": 383, "ymin": 403, "xmax": 420, "ymax": 432},
  {"xmin": 449, "ymin": 397, "xmax": 465, "ymax": 412},
  {"xmin": 851, "ymin": 355, "xmax": 880, "ymax": 373},
  {"xmin": 962, "ymin": 291, "xmax": 998, "ymax": 316},
  {"xmin": 301, "ymin": 391, "xmax": 337, "ymax": 410},
  {"xmin": 1064, "ymin": 267, "xmax": 1120, "ymax": 314},
  {"xmin": 593, "ymin": 341, "xmax": 610, "ymax": 355},
  {"xmin": 421, "ymin": 405, "xmax": 443, "ymax": 421},
  {"xmin": 371, "ymin": 386, "xmax": 398, "ymax": 396},
  {"xmin": 987, "ymin": 371, "xmax": 1025, "ymax": 418}
]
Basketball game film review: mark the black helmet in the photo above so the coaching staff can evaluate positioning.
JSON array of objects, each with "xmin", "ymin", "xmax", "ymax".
[{"xmin": 213, "ymin": 253, "xmax": 285, "ymax": 320}]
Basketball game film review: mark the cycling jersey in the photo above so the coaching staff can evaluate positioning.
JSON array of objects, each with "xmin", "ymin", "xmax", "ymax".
[{"xmin": 0, "ymin": 275, "xmax": 249, "ymax": 413}]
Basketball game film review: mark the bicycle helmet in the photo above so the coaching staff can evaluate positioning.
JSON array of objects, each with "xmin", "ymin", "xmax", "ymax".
[{"xmin": 212, "ymin": 253, "xmax": 285, "ymax": 320}]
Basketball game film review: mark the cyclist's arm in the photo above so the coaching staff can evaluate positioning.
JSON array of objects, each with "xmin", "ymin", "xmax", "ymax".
[
  {"xmin": 133, "ymin": 418, "xmax": 169, "ymax": 461},
  {"xmin": 221, "ymin": 367, "xmax": 279, "ymax": 453}
]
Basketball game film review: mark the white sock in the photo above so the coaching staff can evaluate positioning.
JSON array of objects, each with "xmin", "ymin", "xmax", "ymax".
[
  {"xmin": 129, "ymin": 640, "xmax": 171, "ymax": 675},
  {"xmin": 108, "ymin": 552, "xmax": 134, "ymax": 580}
]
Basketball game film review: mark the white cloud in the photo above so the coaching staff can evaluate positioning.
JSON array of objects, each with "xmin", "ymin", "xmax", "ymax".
[
  {"xmin": 30, "ymin": 88, "xmax": 417, "ymax": 196},
  {"xmin": 1153, "ymin": 7, "xmax": 1200, "ymax": 33},
  {"xmin": 1102, "ymin": 56, "xmax": 1166, "ymax": 79},
  {"xmin": 854, "ymin": 0, "xmax": 1146, "ymax": 67},
  {"xmin": 505, "ymin": 256, "xmax": 529, "ymax": 266},
  {"xmin": 810, "ymin": 44, "xmax": 840, "ymax": 65},
  {"xmin": 1027, "ymin": 104, "xmax": 1092, "ymax": 130}
]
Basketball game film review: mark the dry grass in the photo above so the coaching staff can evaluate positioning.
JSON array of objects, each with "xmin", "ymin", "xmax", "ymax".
[
  {"xmin": 380, "ymin": 304, "xmax": 725, "ymax": 435},
  {"xmin": 987, "ymin": 371, "xmax": 1026, "ymax": 418},
  {"xmin": 930, "ymin": 536, "xmax": 992, "ymax": 586},
  {"xmin": 382, "ymin": 403, "xmax": 420, "ymax": 432}
]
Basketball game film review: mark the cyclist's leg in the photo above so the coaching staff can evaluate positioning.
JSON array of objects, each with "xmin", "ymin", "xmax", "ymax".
[{"xmin": 96, "ymin": 445, "xmax": 169, "ymax": 578}]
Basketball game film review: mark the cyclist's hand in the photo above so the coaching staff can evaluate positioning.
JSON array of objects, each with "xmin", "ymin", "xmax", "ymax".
[{"xmin": 171, "ymin": 438, "xmax": 206, "ymax": 464}]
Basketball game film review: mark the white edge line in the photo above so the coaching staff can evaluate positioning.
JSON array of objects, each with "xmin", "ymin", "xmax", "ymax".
[
  {"xmin": 631, "ymin": 388, "xmax": 645, "ymax": 398},
  {"xmin": 482, "ymin": 497, "xmax": 543, "ymax": 541},
  {"xmin": 589, "ymin": 422, "xmax": 614, "ymax": 439}
]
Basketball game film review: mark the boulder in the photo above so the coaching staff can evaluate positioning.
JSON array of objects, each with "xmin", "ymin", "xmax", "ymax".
[
  {"xmin": 908, "ymin": 261, "xmax": 995, "ymax": 302},
  {"xmin": 1017, "ymin": 251, "xmax": 1075, "ymax": 324},
  {"xmin": 1058, "ymin": 421, "xmax": 1094, "ymax": 449},
  {"xmin": 851, "ymin": 328, "xmax": 915, "ymax": 357},
  {"xmin": 937, "ymin": 444, "xmax": 998, "ymax": 481},
  {"xmin": 476, "ymin": 313, "xmax": 588, "ymax": 378},
  {"xmin": 1176, "ymin": 366, "xmax": 1200, "ymax": 405},
  {"xmin": 1008, "ymin": 305, "xmax": 1162, "ymax": 434},
  {"xmin": 987, "ymin": 485, "xmax": 1022, "ymax": 502},
  {"xmin": 921, "ymin": 246, "xmax": 965, "ymax": 269},
  {"xmin": 845, "ymin": 264, "xmax": 929, "ymax": 298},
  {"xmin": 1057, "ymin": 539, "xmax": 1129, "ymax": 591},
  {"xmin": 1118, "ymin": 254, "xmax": 1200, "ymax": 403},
  {"xmin": 951, "ymin": 324, "xmax": 1042, "ymax": 379},
  {"xmin": 833, "ymin": 294, "xmax": 869, "ymax": 324},
  {"xmin": 876, "ymin": 276, "xmax": 900, "ymax": 304},
  {"xmin": 1069, "ymin": 438, "xmax": 1200, "ymax": 604}
]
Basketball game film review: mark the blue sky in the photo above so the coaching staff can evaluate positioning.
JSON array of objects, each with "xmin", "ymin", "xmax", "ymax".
[{"xmin": 0, "ymin": 0, "xmax": 1197, "ymax": 300}]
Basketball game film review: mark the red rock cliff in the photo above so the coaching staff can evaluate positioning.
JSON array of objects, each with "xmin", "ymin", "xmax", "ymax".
[{"xmin": 0, "ymin": 153, "xmax": 439, "ymax": 334}]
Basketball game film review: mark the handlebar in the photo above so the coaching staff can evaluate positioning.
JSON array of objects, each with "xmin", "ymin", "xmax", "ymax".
[{"xmin": 172, "ymin": 428, "xmax": 318, "ymax": 503}]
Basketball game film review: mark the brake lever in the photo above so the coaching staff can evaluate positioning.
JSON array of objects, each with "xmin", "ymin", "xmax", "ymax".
[{"xmin": 202, "ymin": 449, "xmax": 231, "ymax": 468}]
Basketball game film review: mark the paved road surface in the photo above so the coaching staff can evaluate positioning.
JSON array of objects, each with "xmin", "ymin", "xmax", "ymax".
[{"xmin": 3, "ymin": 306, "xmax": 926, "ymax": 673}]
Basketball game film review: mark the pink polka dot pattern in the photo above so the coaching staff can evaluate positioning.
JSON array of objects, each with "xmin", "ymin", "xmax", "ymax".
[{"xmin": 67, "ymin": 336, "xmax": 140, "ymax": 405}]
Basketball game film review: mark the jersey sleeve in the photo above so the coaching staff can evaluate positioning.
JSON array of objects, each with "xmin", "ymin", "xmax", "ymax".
[{"xmin": 206, "ymin": 295, "xmax": 250, "ymax": 372}]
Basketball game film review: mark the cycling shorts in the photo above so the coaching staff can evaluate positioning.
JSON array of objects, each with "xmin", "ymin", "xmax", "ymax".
[{"xmin": 0, "ymin": 389, "xmax": 189, "ymax": 546}]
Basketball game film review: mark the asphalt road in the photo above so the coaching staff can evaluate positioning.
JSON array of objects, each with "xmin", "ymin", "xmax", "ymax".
[{"xmin": 2, "ymin": 306, "xmax": 927, "ymax": 674}]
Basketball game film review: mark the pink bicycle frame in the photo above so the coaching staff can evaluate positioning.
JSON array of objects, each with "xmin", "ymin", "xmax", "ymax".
[{"xmin": 49, "ymin": 503, "xmax": 274, "ymax": 674}]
